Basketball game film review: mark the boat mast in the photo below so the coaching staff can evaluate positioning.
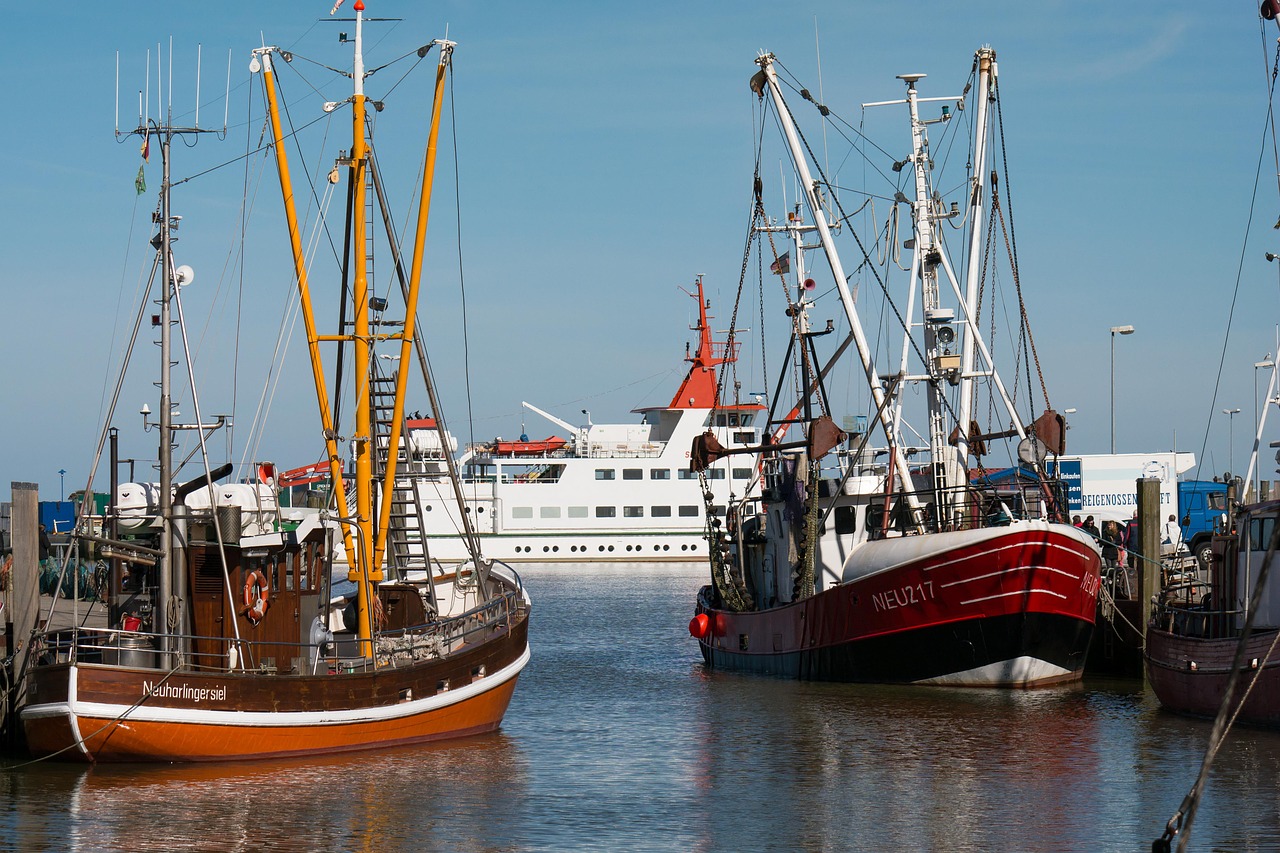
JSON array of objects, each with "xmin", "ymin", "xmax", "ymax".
[
  {"xmin": 755, "ymin": 53, "xmax": 919, "ymax": 512},
  {"xmin": 372, "ymin": 37, "xmax": 456, "ymax": 570},
  {"xmin": 954, "ymin": 48, "xmax": 996, "ymax": 462},
  {"xmin": 348, "ymin": 3, "xmax": 380, "ymax": 658},
  {"xmin": 898, "ymin": 74, "xmax": 968, "ymax": 505},
  {"xmin": 254, "ymin": 52, "xmax": 358, "ymax": 574}
]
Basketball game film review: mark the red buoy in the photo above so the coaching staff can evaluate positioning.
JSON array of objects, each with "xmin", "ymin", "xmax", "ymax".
[{"xmin": 688, "ymin": 612, "xmax": 710, "ymax": 639}]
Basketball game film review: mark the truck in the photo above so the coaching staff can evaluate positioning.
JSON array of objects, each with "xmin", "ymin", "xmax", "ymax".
[{"xmin": 1046, "ymin": 452, "xmax": 1229, "ymax": 568}]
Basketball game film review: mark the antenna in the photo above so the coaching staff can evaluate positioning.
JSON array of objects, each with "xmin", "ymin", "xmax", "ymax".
[{"xmin": 814, "ymin": 17, "xmax": 830, "ymax": 187}]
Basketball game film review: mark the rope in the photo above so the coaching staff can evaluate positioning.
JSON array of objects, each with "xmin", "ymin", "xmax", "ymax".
[{"xmin": 2, "ymin": 660, "xmax": 186, "ymax": 770}]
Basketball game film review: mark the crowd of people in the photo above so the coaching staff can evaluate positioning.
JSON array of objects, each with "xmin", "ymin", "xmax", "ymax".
[{"xmin": 1069, "ymin": 510, "xmax": 1186, "ymax": 571}]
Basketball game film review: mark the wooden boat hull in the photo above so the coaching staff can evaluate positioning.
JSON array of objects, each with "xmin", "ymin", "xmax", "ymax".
[
  {"xmin": 696, "ymin": 524, "xmax": 1100, "ymax": 687},
  {"xmin": 1145, "ymin": 626, "xmax": 1280, "ymax": 727},
  {"xmin": 21, "ymin": 612, "xmax": 529, "ymax": 762}
]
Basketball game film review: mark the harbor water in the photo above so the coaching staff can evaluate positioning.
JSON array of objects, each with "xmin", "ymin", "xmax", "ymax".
[{"xmin": 4, "ymin": 563, "xmax": 1280, "ymax": 851}]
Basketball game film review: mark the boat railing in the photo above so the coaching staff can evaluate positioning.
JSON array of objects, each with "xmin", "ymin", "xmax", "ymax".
[
  {"xmin": 1152, "ymin": 589, "xmax": 1241, "ymax": 640},
  {"xmin": 585, "ymin": 443, "xmax": 664, "ymax": 459},
  {"xmin": 843, "ymin": 480, "xmax": 1069, "ymax": 540},
  {"xmin": 27, "ymin": 588, "xmax": 525, "ymax": 676}
]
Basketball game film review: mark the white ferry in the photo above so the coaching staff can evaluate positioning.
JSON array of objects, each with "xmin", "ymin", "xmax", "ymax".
[{"xmin": 371, "ymin": 277, "xmax": 765, "ymax": 564}]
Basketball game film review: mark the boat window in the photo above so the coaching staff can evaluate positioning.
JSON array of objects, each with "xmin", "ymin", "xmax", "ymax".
[
  {"xmin": 568, "ymin": 506, "xmax": 588, "ymax": 518},
  {"xmin": 678, "ymin": 469, "xmax": 698, "ymax": 480},
  {"xmin": 733, "ymin": 431, "xmax": 754, "ymax": 444},
  {"xmin": 705, "ymin": 469, "xmax": 726, "ymax": 480},
  {"xmin": 710, "ymin": 505, "xmax": 727, "ymax": 516},
  {"xmin": 540, "ymin": 506, "xmax": 561, "ymax": 519},
  {"xmin": 1250, "ymin": 516, "xmax": 1276, "ymax": 551},
  {"xmin": 285, "ymin": 552, "xmax": 295, "ymax": 592},
  {"xmin": 595, "ymin": 469, "xmax": 615, "ymax": 480},
  {"xmin": 624, "ymin": 506, "xmax": 644, "ymax": 518},
  {"xmin": 865, "ymin": 503, "xmax": 883, "ymax": 539},
  {"xmin": 739, "ymin": 414, "xmax": 754, "ymax": 426},
  {"xmin": 652, "ymin": 506, "xmax": 672, "ymax": 517},
  {"xmin": 835, "ymin": 505, "xmax": 858, "ymax": 536},
  {"xmin": 511, "ymin": 507, "xmax": 533, "ymax": 519},
  {"xmin": 596, "ymin": 506, "xmax": 617, "ymax": 518},
  {"xmin": 678, "ymin": 505, "xmax": 700, "ymax": 517},
  {"xmin": 623, "ymin": 469, "xmax": 642, "ymax": 480},
  {"xmin": 733, "ymin": 468, "xmax": 751, "ymax": 480},
  {"xmin": 650, "ymin": 469, "xmax": 671, "ymax": 480}
]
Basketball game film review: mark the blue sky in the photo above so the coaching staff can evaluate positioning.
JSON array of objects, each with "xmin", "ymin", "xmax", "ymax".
[{"xmin": 3, "ymin": 2, "xmax": 1279, "ymax": 502}]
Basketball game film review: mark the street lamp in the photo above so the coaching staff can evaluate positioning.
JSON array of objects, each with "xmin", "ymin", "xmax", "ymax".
[
  {"xmin": 1110, "ymin": 325, "xmax": 1135, "ymax": 453},
  {"xmin": 1224, "ymin": 407, "xmax": 1241, "ymax": 477},
  {"xmin": 58, "ymin": 468, "xmax": 66, "ymax": 502}
]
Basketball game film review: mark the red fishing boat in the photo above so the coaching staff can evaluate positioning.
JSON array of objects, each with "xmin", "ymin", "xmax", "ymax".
[{"xmin": 689, "ymin": 49, "xmax": 1100, "ymax": 687}]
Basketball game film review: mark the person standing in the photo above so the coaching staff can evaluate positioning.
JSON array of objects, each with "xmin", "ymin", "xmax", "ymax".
[{"xmin": 1162, "ymin": 513, "xmax": 1183, "ymax": 555}]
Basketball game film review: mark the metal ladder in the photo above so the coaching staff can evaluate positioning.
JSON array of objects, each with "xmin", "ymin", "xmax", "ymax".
[{"xmin": 370, "ymin": 369, "xmax": 432, "ymax": 579}]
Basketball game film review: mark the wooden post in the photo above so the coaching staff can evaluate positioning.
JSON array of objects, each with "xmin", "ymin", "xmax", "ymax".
[
  {"xmin": 6, "ymin": 482, "xmax": 39, "ymax": 722},
  {"xmin": 1136, "ymin": 477, "xmax": 1161, "ymax": 644}
]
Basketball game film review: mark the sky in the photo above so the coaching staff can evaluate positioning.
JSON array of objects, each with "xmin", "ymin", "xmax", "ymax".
[{"xmin": 3, "ymin": 1, "xmax": 1280, "ymax": 503}]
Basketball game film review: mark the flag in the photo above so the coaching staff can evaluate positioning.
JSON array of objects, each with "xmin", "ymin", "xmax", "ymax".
[
  {"xmin": 140, "ymin": 131, "xmax": 150, "ymax": 163},
  {"xmin": 135, "ymin": 165, "xmax": 146, "ymax": 196},
  {"xmin": 770, "ymin": 252, "xmax": 790, "ymax": 275}
]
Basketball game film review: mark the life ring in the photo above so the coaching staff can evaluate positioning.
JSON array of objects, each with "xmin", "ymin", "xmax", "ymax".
[{"xmin": 243, "ymin": 569, "xmax": 270, "ymax": 623}]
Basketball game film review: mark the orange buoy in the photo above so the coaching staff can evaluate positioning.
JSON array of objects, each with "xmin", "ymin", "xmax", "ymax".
[{"xmin": 688, "ymin": 612, "xmax": 710, "ymax": 639}]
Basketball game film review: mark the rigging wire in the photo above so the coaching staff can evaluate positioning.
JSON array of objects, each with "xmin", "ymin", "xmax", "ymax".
[{"xmin": 1156, "ymin": 24, "xmax": 1280, "ymax": 853}]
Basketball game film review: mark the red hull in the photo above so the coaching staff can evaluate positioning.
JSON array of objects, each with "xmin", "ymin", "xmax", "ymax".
[
  {"xmin": 697, "ymin": 523, "xmax": 1100, "ymax": 686},
  {"xmin": 1145, "ymin": 626, "xmax": 1280, "ymax": 727}
]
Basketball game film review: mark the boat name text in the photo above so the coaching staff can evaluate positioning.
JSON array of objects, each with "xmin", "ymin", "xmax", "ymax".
[
  {"xmin": 871, "ymin": 581, "xmax": 935, "ymax": 612},
  {"xmin": 142, "ymin": 681, "xmax": 228, "ymax": 703}
]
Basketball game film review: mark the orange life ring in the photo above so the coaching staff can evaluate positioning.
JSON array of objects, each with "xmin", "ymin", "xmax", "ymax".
[{"xmin": 243, "ymin": 569, "xmax": 270, "ymax": 622}]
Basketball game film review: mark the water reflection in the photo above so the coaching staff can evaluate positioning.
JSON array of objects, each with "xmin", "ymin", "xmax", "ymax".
[{"xmin": 4, "ymin": 564, "xmax": 1280, "ymax": 851}]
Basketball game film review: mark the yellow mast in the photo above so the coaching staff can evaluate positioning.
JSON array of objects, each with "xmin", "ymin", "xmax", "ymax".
[
  {"xmin": 371, "ymin": 40, "xmax": 453, "ymax": 571},
  {"xmin": 256, "ymin": 4, "xmax": 452, "ymax": 656},
  {"xmin": 254, "ymin": 50, "xmax": 358, "ymax": 576}
]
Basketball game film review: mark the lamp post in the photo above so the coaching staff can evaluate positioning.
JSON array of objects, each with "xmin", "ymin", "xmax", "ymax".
[
  {"xmin": 1110, "ymin": 325, "xmax": 1135, "ymax": 453},
  {"xmin": 58, "ymin": 468, "xmax": 66, "ymax": 502},
  {"xmin": 1224, "ymin": 407, "xmax": 1241, "ymax": 478}
]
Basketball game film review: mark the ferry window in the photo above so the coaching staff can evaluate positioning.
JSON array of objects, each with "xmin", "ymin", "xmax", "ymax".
[
  {"xmin": 623, "ymin": 469, "xmax": 642, "ymax": 480},
  {"xmin": 733, "ymin": 468, "xmax": 751, "ymax": 480},
  {"xmin": 678, "ymin": 505, "xmax": 700, "ymax": 517},
  {"xmin": 1250, "ymin": 516, "xmax": 1276, "ymax": 551},
  {"xmin": 595, "ymin": 469, "xmax": 615, "ymax": 480},
  {"xmin": 739, "ymin": 414, "xmax": 754, "ymax": 426},
  {"xmin": 624, "ymin": 506, "xmax": 644, "ymax": 518},
  {"xmin": 511, "ymin": 506, "xmax": 533, "ymax": 519},
  {"xmin": 835, "ymin": 505, "xmax": 858, "ymax": 535},
  {"xmin": 706, "ymin": 469, "xmax": 725, "ymax": 480},
  {"xmin": 678, "ymin": 469, "xmax": 698, "ymax": 480},
  {"xmin": 652, "ymin": 506, "xmax": 672, "ymax": 518},
  {"xmin": 596, "ymin": 506, "xmax": 617, "ymax": 518},
  {"xmin": 540, "ymin": 506, "xmax": 562, "ymax": 519},
  {"xmin": 650, "ymin": 469, "xmax": 671, "ymax": 480},
  {"xmin": 733, "ymin": 432, "xmax": 753, "ymax": 444},
  {"xmin": 568, "ymin": 506, "xmax": 588, "ymax": 518},
  {"xmin": 710, "ymin": 505, "xmax": 727, "ymax": 517}
]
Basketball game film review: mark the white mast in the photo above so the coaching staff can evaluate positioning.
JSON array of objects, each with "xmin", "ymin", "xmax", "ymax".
[
  {"xmin": 955, "ymin": 48, "xmax": 996, "ymax": 462},
  {"xmin": 755, "ymin": 53, "xmax": 919, "ymax": 511}
]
